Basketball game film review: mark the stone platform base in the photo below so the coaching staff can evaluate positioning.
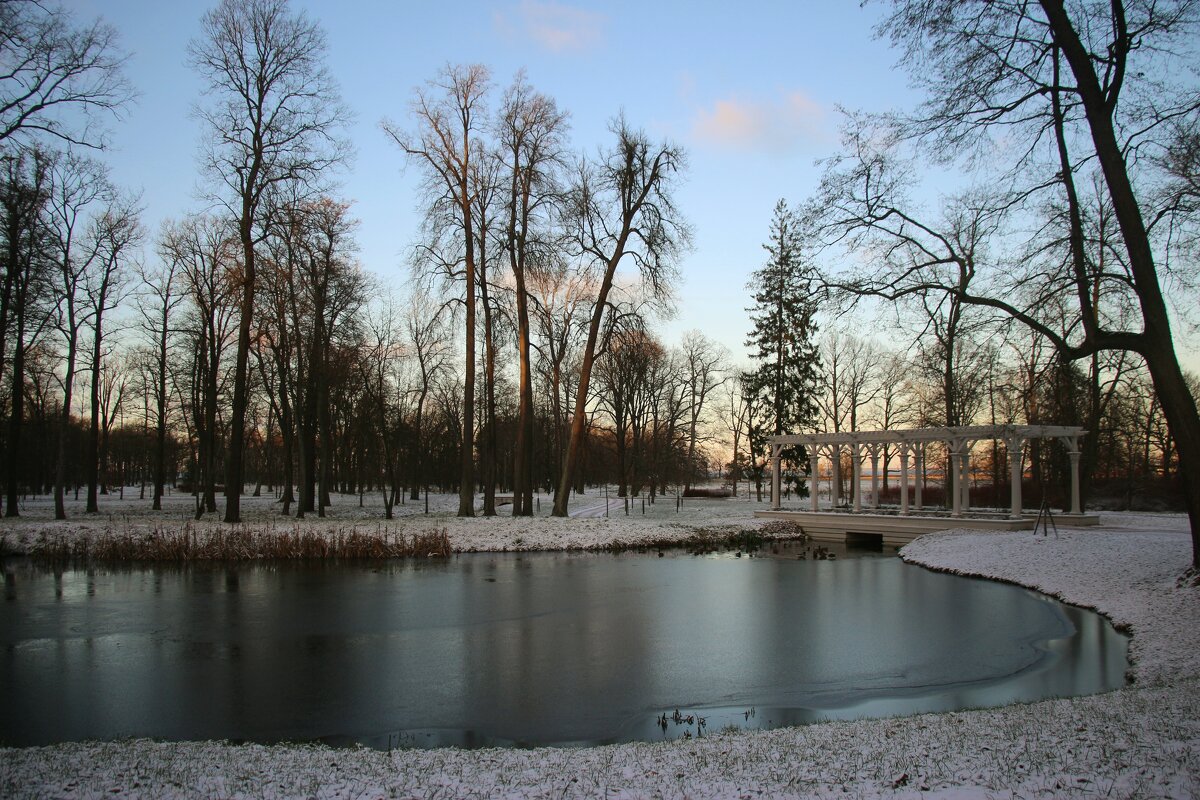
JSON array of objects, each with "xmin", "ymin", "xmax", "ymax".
[{"xmin": 754, "ymin": 509, "xmax": 1100, "ymax": 547}]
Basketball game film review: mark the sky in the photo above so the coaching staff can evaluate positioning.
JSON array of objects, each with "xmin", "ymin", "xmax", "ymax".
[{"xmin": 68, "ymin": 0, "xmax": 921, "ymax": 366}]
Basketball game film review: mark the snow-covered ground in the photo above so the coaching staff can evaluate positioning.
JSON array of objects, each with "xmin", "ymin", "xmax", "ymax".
[
  {"xmin": 0, "ymin": 488, "xmax": 781, "ymax": 556},
  {"xmin": 1, "ymin": 495, "xmax": 1198, "ymax": 799}
]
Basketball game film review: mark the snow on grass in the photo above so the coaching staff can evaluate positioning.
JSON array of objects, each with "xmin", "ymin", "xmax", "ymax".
[
  {"xmin": 0, "ymin": 489, "xmax": 778, "ymax": 557},
  {"xmin": 1, "ymin": 500, "xmax": 1198, "ymax": 798}
]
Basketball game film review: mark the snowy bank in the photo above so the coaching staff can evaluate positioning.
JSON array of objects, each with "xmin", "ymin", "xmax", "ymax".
[
  {"xmin": 1, "ymin": 508, "xmax": 1198, "ymax": 798},
  {"xmin": 0, "ymin": 491, "xmax": 781, "ymax": 558}
]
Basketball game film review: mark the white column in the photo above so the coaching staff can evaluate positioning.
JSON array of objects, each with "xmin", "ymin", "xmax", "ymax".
[
  {"xmin": 830, "ymin": 446, "xmax": 840, "ymax": 509},
  {"xmin": 770, "ymin": 443, "xmax": 782, "ymax": 510},
  {"xmin": 914, "ymin": 446, "xmax": 923, "ymax": 510},
  {"xmin": 1008, "ymin": 436, "xmax": 1023, "ymax": 519},
  {"xmin": 809, "ymin": 452, "xmax": 819, "ymax": 512},
  {"xmin": 960, "ymin": 444, "xmax": 971, "ymax": 514},
  {"xmin": 899, "ymin": 448, "xmax": 910, "ymax": 516},
  {"xmin": 852, "ymin": 444, "xmax": 862, "ymax": 513},
  {"xmin": 869, "ymin": 447, "xmax": 880, "ymax": 510},
  {"xmin": 1069, "ymin": 448, "xmax": 1082, "ymax": 515},
  {"xmin": 950, "ymin": 443, "xmax": 962, "ymax": 518}
]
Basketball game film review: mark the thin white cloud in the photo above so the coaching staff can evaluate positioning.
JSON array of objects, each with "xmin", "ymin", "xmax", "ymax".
[
  {"xmin": 494, "ymin": 0, "xmax": 606, "ymax": 55},
  {"xmin": 692, "ymin": 91, "xmax": 827, "ymax": 154}
]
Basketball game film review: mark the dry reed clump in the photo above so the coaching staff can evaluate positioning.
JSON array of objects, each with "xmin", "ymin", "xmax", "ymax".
[
  {"xmin": 589, "ymin": 523, "xmax": 808, "ymax": 556},
  {"xmin": 29, "ymin": 523, "xmax": 453, "ymax": 563},
  {"xmin": 756, "ymin": 519, "xmax": 807, "ymax": 538}
]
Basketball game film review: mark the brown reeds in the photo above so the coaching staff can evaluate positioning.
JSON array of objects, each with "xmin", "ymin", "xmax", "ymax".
[
  {"xmin": 588, "ymin": 522, "xmax": 808, "ymax": 556},
  {"xmin": 29, "ymin": 523, "xmax": 453, "ymax": 563}
]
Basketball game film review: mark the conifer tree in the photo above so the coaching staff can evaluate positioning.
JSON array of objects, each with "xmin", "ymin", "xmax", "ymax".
[{"xmin": 745, "ymin": 199, "xmax": 820, "ymax": 493}]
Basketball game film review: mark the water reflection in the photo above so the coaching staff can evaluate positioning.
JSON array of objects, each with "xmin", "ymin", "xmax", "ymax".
[{"xmin": 0, "ymin": 547, "xmax": 1128, "ymax": 749}]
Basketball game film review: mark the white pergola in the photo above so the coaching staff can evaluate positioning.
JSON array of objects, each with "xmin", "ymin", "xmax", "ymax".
[{"xmin": 767, "ymin": 425, "xmax": 1088, "ymax": 520}]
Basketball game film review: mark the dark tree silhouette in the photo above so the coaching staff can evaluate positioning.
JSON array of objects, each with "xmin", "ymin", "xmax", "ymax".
[
  {"xmin": 0, "ymin": 0, "xmax": 132, "ymax": 149},
  {"xmin": 384, "ymin": 63, "xmax": 491, "ymax": 518},
  {"xmin": 1, "ymin": 148, "xmax": 53, "ymax": 516},
  {"xmin": 188, "ymin": 0, "xmax": 349, "ymax": 523},
  {"xmin": 552, "ymin": 119, "xmax": 689, "ymax": 516},
  {"xmin": 808, "ymin": 0, "xmax": 1200, "ymax": 565}
]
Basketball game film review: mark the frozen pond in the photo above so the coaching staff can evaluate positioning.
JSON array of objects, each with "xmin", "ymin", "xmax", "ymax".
[{"xmin": 0, "ymin": 544, "xmax": 1128, "ymax": 748}]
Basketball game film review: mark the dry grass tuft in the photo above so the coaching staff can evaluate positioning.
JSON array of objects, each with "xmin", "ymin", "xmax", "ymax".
[{"xmin": 588, "ymin": 523, "xmax": 807, "ymax": 556}]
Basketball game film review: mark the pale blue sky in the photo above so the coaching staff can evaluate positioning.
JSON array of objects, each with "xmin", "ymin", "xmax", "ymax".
[{"xmin": 75, "ymin": 0, "xmax": 918, "ymax": 362}]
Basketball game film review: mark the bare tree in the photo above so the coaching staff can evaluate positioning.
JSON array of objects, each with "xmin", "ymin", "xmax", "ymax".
[
  {"xmin": 2, "ymin": 148, "xmax": 53, "ymax": 516},
  {"xmin": 551, "ymin": 119, "xmax": 690, "ymax": 516},
  {"xmin": 95, "ymin": 356, "xmax": 127, "ymax": 495},
  {"xmin": 290, "ymin": 198, "xmax": 365, "ymax": 517},
  {"xmin": 867, "ymin": 349, "xmax": 917, "ymax": 493},
  {"xmin": 359, "ymin": 292, "xmax": 405, "ymax": 517},
  {"xmin": 594, "ymin": 324, "xmax": 662, "ymax": 496},
  {"xmin": 529, "ymin": 260, "xmax": 593, "ymax": 493},
  {"xmin": 720, "ymin": 371, "xmax": 752, "ymax": 497},
  {"xmin": 820, "ymin": 0, "xmax": 1200, "ymax": 565},
  {"xmin": 472, "ymin": 152, "xmax": 503, "ymax": 515},
  {"xmin": 497, "ymin": 72, "xmax": 569, "ymax": 515},
  {"xmin": 45, "ymin": 152, "xmax": 112, "ymax": 519},
  {"xmin": 139, "ymin": 230, "xmax": 186, "ymax": 510},
  {"xmin": 384, "ymin": 63, "xmax": 490, "ymax": 517},
  {"xmin": 405, "ymin": 290, "xmax": 451, "ymax": 501},
  {"xmin": 0, "ymin": 0, "xmax": 133, "ymax": 149},
  {"xmin": 83, "ymin": 197, "xmax": 140, "ymax": 512},
  {"xmin": 165, "ymin": 214, "xmax": 238, "ymax": 517},
  {"xmin": 644, "ymin": 344, "xmax": 688, "ymax": 497},
  {"xmin": 678, "ymin": 331, "xmax": 728, "ymax": 491},
  {"xmin": 188, "ymin": 0, "xmax": 350, "ymax": 523}
]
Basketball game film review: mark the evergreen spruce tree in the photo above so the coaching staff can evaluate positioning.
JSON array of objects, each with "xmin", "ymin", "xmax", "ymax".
[{"xmin": 745, "ymin": 199, "xmax": 820, "ymax": 495}]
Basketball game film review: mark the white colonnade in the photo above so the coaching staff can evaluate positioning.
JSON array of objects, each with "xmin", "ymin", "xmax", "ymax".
[{"xmin": 767, "ymin": 425, "xmax": 1087, "ymax": 518}]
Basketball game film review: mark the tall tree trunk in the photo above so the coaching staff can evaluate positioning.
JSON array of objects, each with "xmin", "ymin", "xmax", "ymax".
[
  {"xmin": 317, "ymin": 347, "xmax": 332, "ymax": 516},
  {"xmin": 153, "ymin": 315, "xmax": 168, "ymax": 510},
  {"xmin": 553, "ymin": 251, "xmax": 623, "ymax": 515},
  {"xmin": 53, "ymin": 335, "xmax": 78, "ymax": 520},
  {"xmin": 480, "ymin": 282, "xmax": 497, "ymax": 516},
  {"xmin": 411, "ymin": 389, "xmax": 426, "ymax": 502},
  {"xmin": 512, "ymin": 288, "xmax": 534, "ymax": 515},
  {"xmin": 279, "ymin": 410, "xmax": 295, "ymax": 516},
  {"xmin": 298, "ymin": 415, "xmax": 317, "ymax": 517},
  {"xmin": 6, "ymin": 321, "xmax": 26, "ymax": 517},
  {"xmin": 85, "ymin": 301, "xmax": 106, "ymax": 513},
  {"xmin": 458, "ymin": 192, "xmax": 477, "ymax": 518},
  {"xmin": 1043, "ymin": 0, "xmax": 1200, "ymax": 565},
  {"xmin": 224, "ymin": 207, "xmax": 256, "ymax": 523}
]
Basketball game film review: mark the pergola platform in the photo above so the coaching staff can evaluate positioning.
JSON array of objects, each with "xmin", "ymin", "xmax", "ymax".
[
  {"xmin": 754, "ymin": 508, "xmax": 1100, "ymax": 546},
  {"xmin": 762, "ymin": 425, "xmax": 1097, "ymax": 542}
]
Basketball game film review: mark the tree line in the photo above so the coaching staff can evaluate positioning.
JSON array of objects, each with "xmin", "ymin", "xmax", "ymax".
[
  {"xmin": 768, "ymin": 0, "xmax": 1200, "ymax": 566},
  {"xmin": 0, "ymin": 0, "xmax": 715, "ymax": 521},
  {"xmin": 1, "ymin": 0, "xmax": 1197, "ymax": 566}
]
